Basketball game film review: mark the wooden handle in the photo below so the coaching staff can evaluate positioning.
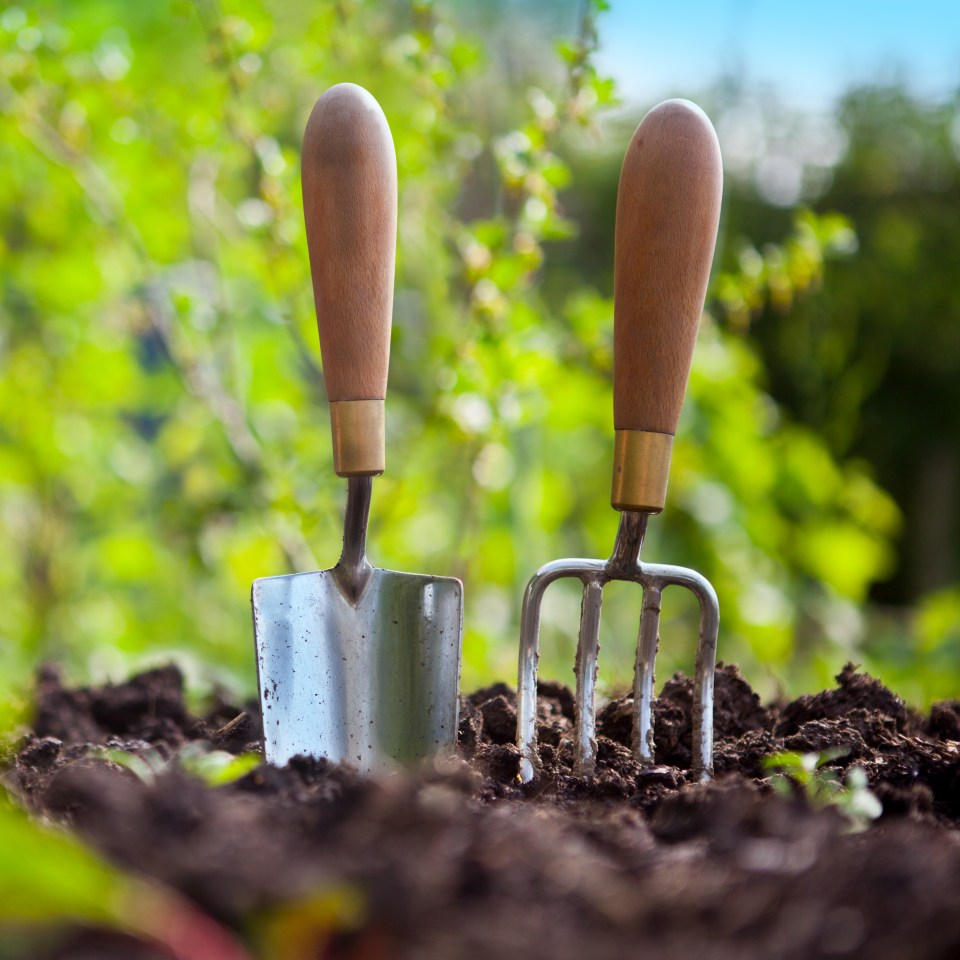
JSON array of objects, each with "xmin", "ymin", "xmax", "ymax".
[
  {"xmin": 302, "ymin": 83, "xmax": 397, "ymax": 476},
  {"xmin": 611, "ymin": 99, "xmax": 722, "ymax": 512}
]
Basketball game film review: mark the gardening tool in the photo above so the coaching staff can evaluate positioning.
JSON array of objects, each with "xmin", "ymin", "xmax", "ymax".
[
  {"xmin": 252, "ymin": 83, "xmax": 463, "ymax": 771},
  {"xmin": 516, "ymin": 99, "xmax": 723, "ymax": 783}
]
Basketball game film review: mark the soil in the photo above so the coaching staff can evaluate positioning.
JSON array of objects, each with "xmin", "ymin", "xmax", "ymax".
[{"xmin": 4, "ymin": 661, "xmax": 960, "ymax": 960}]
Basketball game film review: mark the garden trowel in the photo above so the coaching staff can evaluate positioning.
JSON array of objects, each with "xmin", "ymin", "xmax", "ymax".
[{"xmin": 251, "ymin": 83, "xmax": 463, "ymax": 771}]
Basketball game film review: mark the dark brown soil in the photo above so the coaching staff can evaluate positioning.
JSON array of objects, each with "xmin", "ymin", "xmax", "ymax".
[{"xmin": 5, "ymin": 662, "xmax": 960, "ymax": 960}]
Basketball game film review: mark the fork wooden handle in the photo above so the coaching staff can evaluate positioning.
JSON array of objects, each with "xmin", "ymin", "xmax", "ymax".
[
  {"xmin": 611, "ymin": 99, "xmax": 722, "ymax": 512},
  {"xmin": 302, "ymin": 83, "xmax": 397, "ymax": 476}
]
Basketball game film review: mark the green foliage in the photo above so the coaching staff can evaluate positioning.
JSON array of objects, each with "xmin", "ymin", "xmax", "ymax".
[
  {"xmin": 706, "ymin": 85, "xmax": 960, "ymax": 698},
  {"xmin": 721, "ymin": 87, "xmax": 960, "ymax": 611},
  {"xmin": 0, "ymin": 0, "xmax": 913, "ymax": 714},
  {"xmin": 0, "ymin": 792, "xmax": 126, "ymax": 923},
  {"xmin": 0, "ymin": 786, "xmax": 253, "ymax": 954},
  {"xmin": 857, "ymin": 585, "xmax": 960, "ymax": 706},
  {"xmin": 762, "ymin": 748, "xmax": 882, "ymax": 829},
  {"xmin": 715, "ymin": 209, "xmax": 859, "ymax": 332},
  {"xmin": 95, "ymin": 743, "xmax": 261, "ymax": 786},
  {"xmin": 180, "ymin": 746, "xmax": 261, "ymax": 786}
]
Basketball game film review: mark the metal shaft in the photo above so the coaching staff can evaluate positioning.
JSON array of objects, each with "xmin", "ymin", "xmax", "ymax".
[
  {"xmin": 632, "ymin": 584, "xmax": 662, "ymax": 762},
  {"xmin": 572, "ymin": 510, "xmax": 648, "ymax": 775},
  {"xmin": 335, "ymin": 475, "xmax": 374, "ymax": 602},
  {"xmin": 573, "ymin": 580, "xmax": 604, "ymax": 775},
  {"xmin": 609, "ymin": 510, "xmax": 648, "ymax": 570}
]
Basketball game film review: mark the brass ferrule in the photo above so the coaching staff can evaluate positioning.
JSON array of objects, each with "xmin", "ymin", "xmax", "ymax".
[
  {"xmin": 329, "ymin": 400, "xmax": 385, "ymax": 477},
  {"xmin": 611, "ymin": 430, "xmax": 673, "ymax": 513}
]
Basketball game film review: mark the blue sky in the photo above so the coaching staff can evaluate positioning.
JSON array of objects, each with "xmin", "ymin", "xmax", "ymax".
[{"xmin": 597, "ymin": 1, "xmax": 960, "ymax": 109}]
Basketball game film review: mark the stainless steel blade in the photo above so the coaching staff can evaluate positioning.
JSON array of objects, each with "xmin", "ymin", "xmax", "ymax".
[{"xmin": 252, "ymin": 566, "xmax": 462, "ymax": 771}]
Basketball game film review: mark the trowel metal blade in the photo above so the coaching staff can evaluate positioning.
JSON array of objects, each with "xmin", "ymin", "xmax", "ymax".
[{"xmin": 251, "ymin": 567, "xmax": 462, "ymax": 771}]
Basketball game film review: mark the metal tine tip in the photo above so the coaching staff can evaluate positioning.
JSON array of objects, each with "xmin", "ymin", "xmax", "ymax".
[{"xmin": 516, "ymin": 519, "xmax": 720, "ymax": 785}]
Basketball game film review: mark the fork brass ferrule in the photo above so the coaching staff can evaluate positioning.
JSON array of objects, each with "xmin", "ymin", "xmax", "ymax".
[
  {"xmin": 611, "ymin": 430, "xmax": 673, "ymax": 513},
  {"xmin": 330, "ymin": 399, "xmax": 385, "ymax": 477}
]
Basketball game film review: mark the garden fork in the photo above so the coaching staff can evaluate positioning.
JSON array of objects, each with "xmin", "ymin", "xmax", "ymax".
[{"xmin": 517, "ymin": 100, "xmax": 723, "ymax": 783}]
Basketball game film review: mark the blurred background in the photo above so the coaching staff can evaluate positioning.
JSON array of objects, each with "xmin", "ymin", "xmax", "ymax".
[{"xmin": 1, "ymin": 0, "xmax": 957, "ymax": 716}]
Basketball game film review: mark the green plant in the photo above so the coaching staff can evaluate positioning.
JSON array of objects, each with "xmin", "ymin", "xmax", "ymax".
[
  {"xmin": 94, "ymin": 743, "xmax": 260, "ymax": 786},
  {"xmin": 0, "ymin": 790, "xmax": 252, "ymax": 957},
  {"xmin": 762, "ymin": 748, "xmax": 883, "ymax": 830}
]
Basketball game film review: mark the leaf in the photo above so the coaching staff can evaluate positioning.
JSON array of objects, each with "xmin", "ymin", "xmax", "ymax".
[
  {"xmin": 0, "ymin": 794, "xmax": 127, "ymax": 923},
  {"xmin": 178, "ymin": 745, "xmax": 261, "ymax": 787}
]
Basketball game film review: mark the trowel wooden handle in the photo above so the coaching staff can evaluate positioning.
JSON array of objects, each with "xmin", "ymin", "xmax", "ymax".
[
  {"xmin": 302, "ymin": 83, "xmax": 397, "ymax": 477},
  {"xmin": 611, "ymin": 99, "xmax": 722, "ymax": 512}
]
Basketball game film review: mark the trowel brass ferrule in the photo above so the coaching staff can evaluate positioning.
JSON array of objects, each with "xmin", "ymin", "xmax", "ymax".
[
  {"xmin": 330, "ymin": 399, "xmax": 385, "ymax": 477},
  {"xmin": 611, "ymin": 430, "xmax": 673, "ymax": 513},
  {"xmin": 516, "ymin": 511, "xmax": 719, "ymax": 784}
]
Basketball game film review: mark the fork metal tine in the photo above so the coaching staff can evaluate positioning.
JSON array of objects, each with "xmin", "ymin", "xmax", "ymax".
[
  {"xmin": 632, "ymin": 583, "xmax": 662, "ymax": 763},
  {"xmin": 573, "ymin": 579, "xmax": 603, "ymax": 776}
]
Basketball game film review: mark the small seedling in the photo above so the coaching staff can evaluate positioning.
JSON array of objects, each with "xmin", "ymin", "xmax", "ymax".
[
  {"xmin": 762, "ymin": 747, "xmax": 882, "ymax": 830},
  {"xmin": 94, "ymin": 744, "xmax": 260, "ymax": 788}
]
